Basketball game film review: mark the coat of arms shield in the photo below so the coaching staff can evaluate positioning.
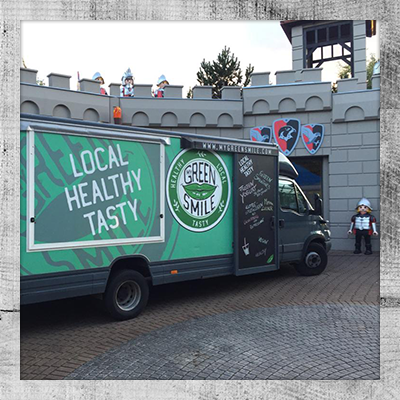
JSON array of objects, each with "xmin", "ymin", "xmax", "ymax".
[
  {"xmin": 272, "ymin": 119, "xmax": 300, "ymax": 156},
  {"xmin": 301, "ymin": 124, "xmax": 324, "ymax": 154},
  {"xmin": 250, "ymin": 126, "xmax": 272, "ymax": 143}
]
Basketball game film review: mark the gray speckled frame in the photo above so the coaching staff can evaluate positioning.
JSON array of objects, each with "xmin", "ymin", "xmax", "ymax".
[{"xmin": 1, "ymin": 3, "xmax": 398, "ymax": 399}]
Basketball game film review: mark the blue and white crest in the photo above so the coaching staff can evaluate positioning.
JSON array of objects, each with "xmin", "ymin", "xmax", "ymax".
[
  {"xmin": 250, "ymin": 126, "xmax": 272, "ymax": 143},
  {"xmin": 301, "ymin": 124, "xmax": 324, "ymax": 154}
]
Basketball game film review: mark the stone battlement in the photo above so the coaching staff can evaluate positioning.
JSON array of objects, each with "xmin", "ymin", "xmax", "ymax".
[{"xmin": 21, "ymin": 68, "xmax": 380, "ymax": 129}]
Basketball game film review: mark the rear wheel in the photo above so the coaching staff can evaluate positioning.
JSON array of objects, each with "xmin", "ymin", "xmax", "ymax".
[
  {"xmin": 104, "ymin": 270, "xmax": 149, "ymax": 320},
  {"xmin": 295, "ymin": 243, "xmax": 327, "ymax": 276}
]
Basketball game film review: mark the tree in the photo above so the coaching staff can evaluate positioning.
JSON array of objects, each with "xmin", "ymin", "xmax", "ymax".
[
  {"xmin": 337, "ymin": 54, "xmax": 378, "ymax": 89},
  {"xmin": 196, "ymin": 46, "xmax": 254, "ymax": 98},
  {"xmin": 366, "ymin": 54, "xmax": 378, "ymax": 89}
]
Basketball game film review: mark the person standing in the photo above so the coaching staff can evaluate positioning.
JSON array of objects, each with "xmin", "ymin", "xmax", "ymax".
[
  {"xmin": 154, "ymin": 75, "xmax": 169, "ymax": 98},
  {"xmin": 120, "ymin": 68, "xmax": 134, "ymax": 97},
  {"xmin": 92, "ymin": 72, "xmax": 108, "ymax": 95},
  {"xmin": 348, "ymin": 198, "xmax": 378, "ymax": 255}
]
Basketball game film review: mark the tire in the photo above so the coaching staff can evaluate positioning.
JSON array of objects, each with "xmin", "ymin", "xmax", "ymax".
[
  {"xmin": 104, "ymin": 270, "xmax": 149, "ymax": 320},
  {"xmin": 295, "ymin": 243, "xmax": 327, "ymax": 276}
]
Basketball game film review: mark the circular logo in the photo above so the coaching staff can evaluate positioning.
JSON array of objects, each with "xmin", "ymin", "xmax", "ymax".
[{"xmin": 166, "ymin": 149, "xmax": 231, "ymax": 232}]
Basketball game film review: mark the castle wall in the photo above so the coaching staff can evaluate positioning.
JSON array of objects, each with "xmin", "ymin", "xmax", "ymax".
[{"xmin": 20, "ymin": 67, "xmax": 380, "ymax": 251}]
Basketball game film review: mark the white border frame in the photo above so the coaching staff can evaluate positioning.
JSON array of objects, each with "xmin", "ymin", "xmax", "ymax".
[
  {"xmin": 1, "ymin": 10, "xmax": 398, "ymax": 400},
  {"xmin": 26, "ymin": 127, "xmax": 166, "ymax": 251}
]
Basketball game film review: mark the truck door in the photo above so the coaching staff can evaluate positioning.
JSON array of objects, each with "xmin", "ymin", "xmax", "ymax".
[
  {"xmin": 278, "ymin": 178, "xmax": 311, "ymax": 262},
  {"xmin": 234, "ymin": 151, "xmax": 279, "ymax": 276}
]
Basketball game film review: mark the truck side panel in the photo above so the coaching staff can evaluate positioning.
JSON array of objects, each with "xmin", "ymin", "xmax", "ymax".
[{"xmin": 21, "ymin": 129, "xmax": 234, "ymax": 302}]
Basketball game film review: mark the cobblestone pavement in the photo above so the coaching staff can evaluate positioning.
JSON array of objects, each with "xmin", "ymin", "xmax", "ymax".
[
  {"xmin": 20, "ymin": 251, "xmax": 379, "ymax": 380},
  {"xmin": 66, "ymin": 305, "xmax": 379, "ymax": 380}
]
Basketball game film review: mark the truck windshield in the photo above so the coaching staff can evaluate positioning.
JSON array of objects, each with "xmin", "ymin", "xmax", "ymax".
[
  {"xmin": 279, "ymin": 180, "xmax": 311, "ymax": 214},
  {"xmin": 279, "ymin": 180, "xmax": 298, "ymax": 212}
]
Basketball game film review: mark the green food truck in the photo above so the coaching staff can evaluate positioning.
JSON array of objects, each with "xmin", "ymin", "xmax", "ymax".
[{"xmin": 20, "ymin": 115, "xmax": 331, "ymax": 320}]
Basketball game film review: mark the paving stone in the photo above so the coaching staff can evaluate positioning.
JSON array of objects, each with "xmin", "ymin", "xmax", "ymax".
[
  {"xmin": 63, "ymin": 303, "xmax": 379, "ymax": 380},
  {"xmin": 21, "ymin": 251, "xmax": 379, "ymax": 381}
]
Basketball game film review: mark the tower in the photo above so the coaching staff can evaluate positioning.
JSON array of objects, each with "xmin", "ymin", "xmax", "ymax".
[{"xmin": 281, "ymin": 20, "xmax": 377, "ymax": 89}]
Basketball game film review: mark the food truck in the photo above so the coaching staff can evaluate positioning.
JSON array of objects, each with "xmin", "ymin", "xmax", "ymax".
[{"xmin": 21, "ymin": 115, "xmax": 331, "ymax": 320}]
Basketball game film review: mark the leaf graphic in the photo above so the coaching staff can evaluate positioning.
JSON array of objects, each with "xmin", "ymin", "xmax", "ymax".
[
  {"xmin": 183, "ymin": 183, "xmax": 216, "ymax": 200},
  {"xmin": 267, "ymin": 254, "xmax": 274, "ymax": 264}
]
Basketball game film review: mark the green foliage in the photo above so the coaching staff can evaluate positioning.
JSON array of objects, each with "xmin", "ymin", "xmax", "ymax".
[
  {"xmin": 366, "ymin": 54, "xmax": 378, "ymax": 89},
  {"xmin": 186, "ymin": 86, "xmax": 193, "ymax": 99},
  {"xmin": 338, "ymin": 64, "xmax": 351, "ymax": 80},
  {"xmin": 337, "ymin": 54, "xmax": 378, "ymax": 89},
  {"xmin": 196, "ymin": 46, "xmax": 254, "ymax": 98}
]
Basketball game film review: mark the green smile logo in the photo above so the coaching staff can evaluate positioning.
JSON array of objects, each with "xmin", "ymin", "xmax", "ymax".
[
  {"xmin": 167, "ymin": 149, "xmax": 230, "ymax": 232},
  {"xmin": 183, "ymin": 183, "xmax": 217, "ymax": 200}
]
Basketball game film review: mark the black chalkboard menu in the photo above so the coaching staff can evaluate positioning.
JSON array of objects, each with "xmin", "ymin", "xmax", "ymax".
[{"xmin": 234, "ymin": 152, "xmax": 278, "ymax": 271}]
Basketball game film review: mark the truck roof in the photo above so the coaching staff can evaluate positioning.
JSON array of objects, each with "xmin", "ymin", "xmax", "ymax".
[
  {"xmin": 20, "ymin": 113, "xmax": 298, "ymax": 178},
  {"xmin": 21, "ymin": 113, "xmax": 277, "ymax": 150}
]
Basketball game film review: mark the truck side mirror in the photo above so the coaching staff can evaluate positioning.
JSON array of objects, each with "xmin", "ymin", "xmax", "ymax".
[{"xmin": 314, "ymin": 193, "xmax": 323, "ymax": 216}]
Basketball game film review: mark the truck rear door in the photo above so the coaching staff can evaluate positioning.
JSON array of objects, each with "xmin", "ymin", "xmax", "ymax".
[{"xmin": 234, "ymin": 150, "xmax": 279, "ymax": 276}]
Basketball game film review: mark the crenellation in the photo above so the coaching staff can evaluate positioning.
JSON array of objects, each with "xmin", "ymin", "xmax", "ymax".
[
  {"xmin": 250, "ymin": 72, "xmax": 270, "ymax": 86},
  {"xmin": 133, "ymin": 84, "xmax": 153, "ymax": 98},
  {"xmin": 20, "ymin": 67, "xmax": 38, "ymax": 84},
  {"xmin": 336, "ymin": 78, "xmax": 359, "ymax": 93},
  {"xmin": 47, "ymin": 73, "xmax": 71, "ymax": 89},
  {"xmin": 192, "ymin": 85, "xmax": 212, "ymax": 99},
  {"xmin": 275, "ymin": 70, "xmax": 298, "ymax": 84},
  {"xmin": 79, "ymin": 78, "xmax": 101, "ymax": 94},
  {"xmin": 371, "ymin": 74, "xmax": 380, "ymax": 89},
  {"xmin": 221, "ymin": 86, "xmax": 241, "ymax": 100},
  {"xmin": 300, "ymin": 68, "xmax": 322, "ymax": 82},
  {"xmin": 108, "ymin": 83, "xmax": 121, "ymax": 97},
  {"xmin": 164, "ymin": 85, "xmax": 184, "ymax": 98}
]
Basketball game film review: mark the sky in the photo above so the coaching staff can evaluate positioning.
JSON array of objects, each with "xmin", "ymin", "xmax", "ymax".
[{"xmin": 21, "ymin": 21, "xmax": 379, "ymax": 95}]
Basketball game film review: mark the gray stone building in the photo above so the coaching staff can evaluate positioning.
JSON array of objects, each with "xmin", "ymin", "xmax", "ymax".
[{"xmin": 20, "ymin": 20, "xmax": 380, "ymax": 251}]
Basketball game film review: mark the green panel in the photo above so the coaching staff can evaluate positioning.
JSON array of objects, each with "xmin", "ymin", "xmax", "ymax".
[
  {"xmin": 33, "ymin": 132, "xmax": 160, "ymax": 244},
  {"xmin": 21, "ymin": 132, "xmax": 233, "ymax": 277}
]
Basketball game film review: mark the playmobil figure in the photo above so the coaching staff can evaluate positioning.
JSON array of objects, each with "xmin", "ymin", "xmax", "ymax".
[
  {"xmin": 348, "ymin": 198, "xmax": 378, "ymax": 255},
  {"xmin": 121, "ymin": 68, "xmax": 134, "ymax": 97},
  {"xmin": 92, "ymin": 72, "xmax": 107, "ymax": 95},
  {"xmin": 154, "ymin": 75, "xmax": 169, "ymax": 98}
]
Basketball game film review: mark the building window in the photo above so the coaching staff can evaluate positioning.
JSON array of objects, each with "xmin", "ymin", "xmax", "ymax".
[{"xmin": 291, "ymin": 157, "xmax": 323, "ymax": 205}]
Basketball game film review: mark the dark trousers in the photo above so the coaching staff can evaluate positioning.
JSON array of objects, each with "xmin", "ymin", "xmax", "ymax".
[{"xmin": 355, "ymin": 230, "xmax": 371, "ymax": 250}]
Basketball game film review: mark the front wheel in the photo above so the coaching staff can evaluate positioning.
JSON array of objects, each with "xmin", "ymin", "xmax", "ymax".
[
  {"xmin": 104, "ymin": 270, "xmax": 149, "ymax": 320},
  {"xmin": 295, "ymin": 243, "xmax": 327, "ymax": 276}
]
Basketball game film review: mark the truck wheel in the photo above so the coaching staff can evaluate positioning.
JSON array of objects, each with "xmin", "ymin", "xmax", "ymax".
[
  {"xmin": 104, "ymin": 270, "xmax": 149, "ymax": 320},
  {"xmin": 295, "ymin": 243, "xmax": 327, "ymax": 276}
]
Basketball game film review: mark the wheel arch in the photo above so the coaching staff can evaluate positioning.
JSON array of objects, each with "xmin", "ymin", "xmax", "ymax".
[
  {"xmin": 301, "ymin": 234, "xmax": 327, "ymax": 259},
  {"xmin": 108, "ymin": 255, "xmax": 152, "ymax": 283}
]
